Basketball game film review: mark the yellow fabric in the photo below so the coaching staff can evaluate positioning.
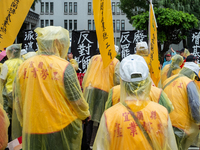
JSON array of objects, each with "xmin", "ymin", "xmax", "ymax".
[
  {"xmin": 94, "ymin": 102, "xmax": 174, "ymax": 150},
  {"xmin": 163, "ymin": 75, "xmax": 196, "ymax": 134},
  {"xmin": 4, "ymin": 58, "xmax": 23, "ymax": 93},
  {"xmin": 83, "ymin": 55, "xmax": 119, "ymax": 92},
  {"xmin": 0, "ymin": 104, "xmax": 9, "ymax": 150},
  {"xmin": 161, "ymin": 64, "xmax": 181, "ymax": 87},
  {"xmin": 111, "ymin": 85, "xmax": 120, "ymax": 106},
  {"xmin": 93, "ymin": 0, "xmax": 117, "ymax": 68},
  {"xmin": 194, "ymin": 70, "xmax": 200, "ymax": 90},
  {"xmin": 0, "ymin": 0, "xmax": 34, "ymax": 50},
  {"xmin": 17, "ymin": 55, "xmax": 82, "ymax": 134},
  {"xmin": 150, "ymin": 86, "xmax": 162, "ymax": 103},
  {"xmin": 70, "ymin": 59, "xmax": 78, "ymax": 71},
  {"xmin": 148, "ymin": 3, "xmax": 160, "ymax": 87}
]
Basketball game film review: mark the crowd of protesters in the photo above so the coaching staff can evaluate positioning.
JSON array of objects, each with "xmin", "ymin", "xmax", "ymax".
[{"xmin": 0, "ymin": 26, "xmax": 200, "ymax": 150}]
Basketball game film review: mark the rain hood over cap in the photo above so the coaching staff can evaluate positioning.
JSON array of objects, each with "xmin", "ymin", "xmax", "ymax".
[
  {"xmin": 120, "ymin": 54, "xmax": 149, "ymax": 82},
  {"xmin": 136, "ymin": 41, "xmax": 148, "ymax": 56},
  {"xmin": 184, "ymin": 62, "xmax": 200, "ymax": 77},
  {"xmin": 35, "ymin": 26, "xmax": 70, "ymax": 58}
]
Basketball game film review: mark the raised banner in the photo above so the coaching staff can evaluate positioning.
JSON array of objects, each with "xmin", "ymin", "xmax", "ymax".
[
  {"xmin": 0, "ymin": 0, "xmax": 34, "ymax": 50},
  {"xmin": 71, "ymin": 30, "xmax": 97, "ymax": 73},
  {"xmin": 187, "ymin": 29, "xmax": 200, "ymax": 63},
  {"xmin": 149, "ymin": 2, "xmax": 160, "ymax": 86},
  {"xmin": 93, "ymin": 0, "xmax": 116, "ymax": 68},
  {"xmin": 22, "ymin": 30, "xmax": 38, "ymax": 51},
  {"xmin": 120, "ymin": 30, "xmax": 147, "ymax": 60}
]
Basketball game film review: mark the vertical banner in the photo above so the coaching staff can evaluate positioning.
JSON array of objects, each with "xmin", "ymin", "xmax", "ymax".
[
  {"xmin": 187, "ymin": 29, "xmax": 200, "ymax": 63},
  {"xmin": 0, "ymin": 0, "xmax": 34, "ymax": 50},
  {"xmin": 93, "ymin": 0, "xmax": 116, "ymax": 68},
  {"xmin": 120, "ymin": 30, "xmax": 147, "ymax": 60},
  {"xmin": 71, "ymin": 30, "xmax": 97, "ymax": 73},
  {"xmin": 149, "ymin": 2, "xmax": 160, "ymax": 86},
  {"xmin": 22, "ymin": 30, "xmax": 38, "ymax": 51}
]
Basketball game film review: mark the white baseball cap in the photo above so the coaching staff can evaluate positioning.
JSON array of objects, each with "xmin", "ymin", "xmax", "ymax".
[
  {"xmin": 120, "ymin": 54, "xmax": 149, "ymax": 82},
  {"xmin": 184, "ymin": 62, "xmax": 200, "ymax": 75},
  {"xmin": 21, "ymin": 49, "xmax": 27, "ymax": 55},
  {"xmin": 136, "ymin": 42, "xmax": 148, "ymax": 51}
]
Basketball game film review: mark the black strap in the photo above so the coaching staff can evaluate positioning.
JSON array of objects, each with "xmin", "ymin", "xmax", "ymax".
[
  {"xmin": 124, "ymin": 104, "xmax": 154, "ymax": 149},
  {"xmin": 163, "ymin": 75, "xmax": 182, "ymax": 90}
]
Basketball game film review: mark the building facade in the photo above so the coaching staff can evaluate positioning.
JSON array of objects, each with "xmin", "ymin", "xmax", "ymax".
[{"xmin": 33, "ymin": 0, "xmax": 133, "ymax": 47}]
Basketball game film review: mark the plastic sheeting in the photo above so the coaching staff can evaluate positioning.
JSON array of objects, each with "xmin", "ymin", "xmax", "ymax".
[
  {"xmin": 94, "ymin": 75, "xmax": 177, "ymax": 150},
  {"xmin": 160, "ymin": 55, "xmax": 183, "ymax": 87},
  {"xmin": 0, "ymin": 104, "xmax": 9, "ymax": 150},
  {"xmin": 163, "ymin": 68, "xmax": 200, "ymax": 150},
  {"xmin": 12, "ymin": 26, "xmax": 90, "ymax": 150},
  {"xmin": 69, "ymin": 59, "xmax": 78, "ymax": 71},
  {"xmin": 83, "ymin": 54, "xmax": 120, "ymax": 123}
]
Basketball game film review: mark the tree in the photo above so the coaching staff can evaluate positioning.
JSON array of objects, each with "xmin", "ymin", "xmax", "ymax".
[
  {"xmin": 31, "ymin": 0, "xmax": 41, "ymax": 10},
  {"xmin": 132, "ymin": 8, "xmax": 198, "ymax": 60}
]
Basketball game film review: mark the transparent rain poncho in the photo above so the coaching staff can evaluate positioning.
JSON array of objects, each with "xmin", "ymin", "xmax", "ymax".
[
  {"xmin": 183, "ymin": 48, "xmax": 190, "ymax": 58},
  {"xmin": 94, "ymin": 75, "xmax": 177, "ymax": 150},
  {"xmin": 82, "ymin": 55, "xmax": 120, "ymax": 123},
  {"xmin": 163, "ymin": 67, "xmax": 200, "ymax": 150},
  {"xmin": 0, "ymin": 104, "xmax": 9, "ymax": 150},
  {"xmin": 160, "ymin": 55, "xmax": 183, "ymax": 87},
  {"xmin": 13, "ymin": 26, "xmax": 90, "ymax": 150}
]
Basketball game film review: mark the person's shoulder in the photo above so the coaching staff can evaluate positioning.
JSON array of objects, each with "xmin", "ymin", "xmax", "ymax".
[
  {"xmin": 105, "ymin": 102, "xmax": 125, "ymax": 115},
  {"xmin": 147, "ymin": 101, "xmax": 168, "ymax": 114}
]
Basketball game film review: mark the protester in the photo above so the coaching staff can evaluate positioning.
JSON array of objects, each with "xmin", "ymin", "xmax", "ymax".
[
  {"xmin": 93, "ymin": 54, "xmax": 177, "ymax": 150},
  {"xmin": 0, "ymin": 104, "xmax": 9, "ymax": 150},
  {"xmin": 0, "ymin": 44, "xmax": 23, "ymax": 141},
  {"xmin": 160, "ymin": 54, "xmax": 183, "ymax": 86},
  {"xmin": 13, "ymin": 26, "xmax": 90, "ymax": 150},
  {"xmin": 185, "ymin": 54, "xmax": 198, "ymax": 64},
  {"xmin": 105, "ymin": 83, "xmax": 174, "ymax": 114},
  {"xmin": 163, "ymin": 61, "xmax": 200, "ymax": 150},
  {"xmin": 162, "ymin": 52, "xmax": 172, "ymax": 69},
  {"xmin": 82, "ymin": 47, "xmax": 120, "ymax": 149},
  {"xmin": 66, "ymin": 53, "xmax": 78, "ymax": 71},
  {"xmin": 177, "ymin": 48, "xmax": 190, "ymax": 68}
]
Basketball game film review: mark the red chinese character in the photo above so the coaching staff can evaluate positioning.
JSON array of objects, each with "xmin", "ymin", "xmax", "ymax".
[
  {"xmin": 94, "ymin": 57, "xmax": 98, "ymax": 61},
  {"xmin": 52, "ymin": 72, "xmax": 59, "ymax": 80},
  {"xmin": 23, "ymin": 68, "xmax": 28, "ymax": 79},
  {"xmin": 31, "ymin": 67, "xmax": 38, "ymax": 78},
  {"xmin": 110, "ymin": 61, "xmax": 114, "ymax": 65},
  {"xmin": 127, "ymin": 122, "xmax": 138, "ymax": 137},
  {"xmin": 150, "ymin": 111, "xmax": 156, "ymax": 120},
  {"xmin": 114, "ymin": 123, "xmax": 123, "ymax": 137},
  {"xmin": 156, "ymin": 123, "xmax": 163, "ymax": 134},
  {"xmin": 29, "ymin": 61, "xmax": 34, "ymax": 68},
  {"xmin": 142, "ymin": 122, "xmax": 152, "ymax": 133},
  {"xmin": 178, "ymin": 83, "xmax": 183, "ymax": 88},
  {"xmin": 172, "ymin": 81, "xmax": 177, "ymax": 87},
  {"xmin": 38, "ymin": 62, "xmax": 43, "ymax": 69},
  {"xmin": 41, "ymin": 69, "xmax": 49, "ymax": 80},
  {"xmin": 137, "ymin": 111, "xmax": 144, "ymax": 120},
  {"xmin": 122, "ymin": 112, "xmax": 130, "ymax": 122}
]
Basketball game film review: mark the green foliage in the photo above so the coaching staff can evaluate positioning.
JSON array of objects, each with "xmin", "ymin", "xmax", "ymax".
[
  {"xmin": 132, "ymin": 8, "xmax": 198, "ymax": 44},
  {"xmin": 116, "ymin": 54, "xmax": 121, "ymax": 62}
]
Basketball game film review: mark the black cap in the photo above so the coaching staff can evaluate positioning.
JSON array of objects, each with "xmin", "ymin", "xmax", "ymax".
[
  {"xmin": 186, "ymin": 55, "xmax": 198, "ymax": 62},
  {"xmin": 177, "ymin": 48, "xmax": 184, "ymax": 53}
]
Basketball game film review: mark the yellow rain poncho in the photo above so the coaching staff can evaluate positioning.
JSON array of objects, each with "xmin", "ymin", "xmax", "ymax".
[
  {"xmin": 94, "ymin": 55, "xmax": 177, "ymax": 150},
  {"xmin": 105, "ymin": 85, "xmax": 173, "ymax": 113},
  {"xmin": 163, "ymin": 63, "xmax": 200, "ymax": 150},
  {"xmin": 13, "ymin": 26, "xmax": 90, "ymax": 150},
  {"xmin": 0, "ymin": 104, "xmax": 9, "ymax": 150},
  {"xmin": 160, "ymin": 55, "xmax": 183, "ymax": 87},
  {"xmin": 0, "ymin": 44, "xmax": 23, "ymax": 119}
]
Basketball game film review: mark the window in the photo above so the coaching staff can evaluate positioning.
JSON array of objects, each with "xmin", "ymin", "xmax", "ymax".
[
  {"xmin": 121, "ymin": 20, "xmax": 125, "ymax": 31},
  {"xmin": 116, "ymin": 37, "xmax": 120, "ymax": 47},
  {"xmin": 45, "ymin": 20, "xmax": 49, "ymax": 26},
  {"xmin": 45, "ymin": 2, "xmax": 49, "ymax": 13},
  {"xmin": 50, "ymin": 20, "xmax": 53, "ymax": 26},
  {"xmin": 41, "ymin": 2, "xmax": 44, "ymax": 13},
  {"xmin": 64, "ymin": 20, "xmax": 68, "ymax": 29},
  {"xmin": 113, "ymin": 20, "xmax": 115, "ymax": 32},
  {"xmin": 50, "ymin": 2, "xmax": 54, "ymax": 14},
  {"xmin": 74, "ymin": 20, "xmax": 77, "ymax": 30},
  {"xmin": 93, "ymin": 20, "xmax": 95, "ymax": 30},
  {"xmin": 112, "ymin": 2, "xmax": 115, "ymax": 14},
  {"xmin": 74, "ymin": 2, "xmax": 77, "ymax": 14},
  {"xmin": 69, "ymin": 2, "xmax": 72, "ymax": 13},
  {"xmin": 116, "ymin": 2, "xmax": 120, "ymax": 14},
  {"xmin": 64, "ymin": 2, "xmax": 68, "ymax": 13},
  {"xmin": 88, "ymin": 2, "xmax": 92, "ymax": 14},
  {"xmin": 41, "ymin": 20, "xmax": 44, "ymax": 27},
  {"xmin": 88, "ymin": 20, "xmax": 91, "ymax": 30},
  {"xmin": 116, "ymin": 20, "xmax": 120, "ymax": 31},
  {"xmin": 69, "ymin": 20, "xmax": 72, "ymax": 30}
]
